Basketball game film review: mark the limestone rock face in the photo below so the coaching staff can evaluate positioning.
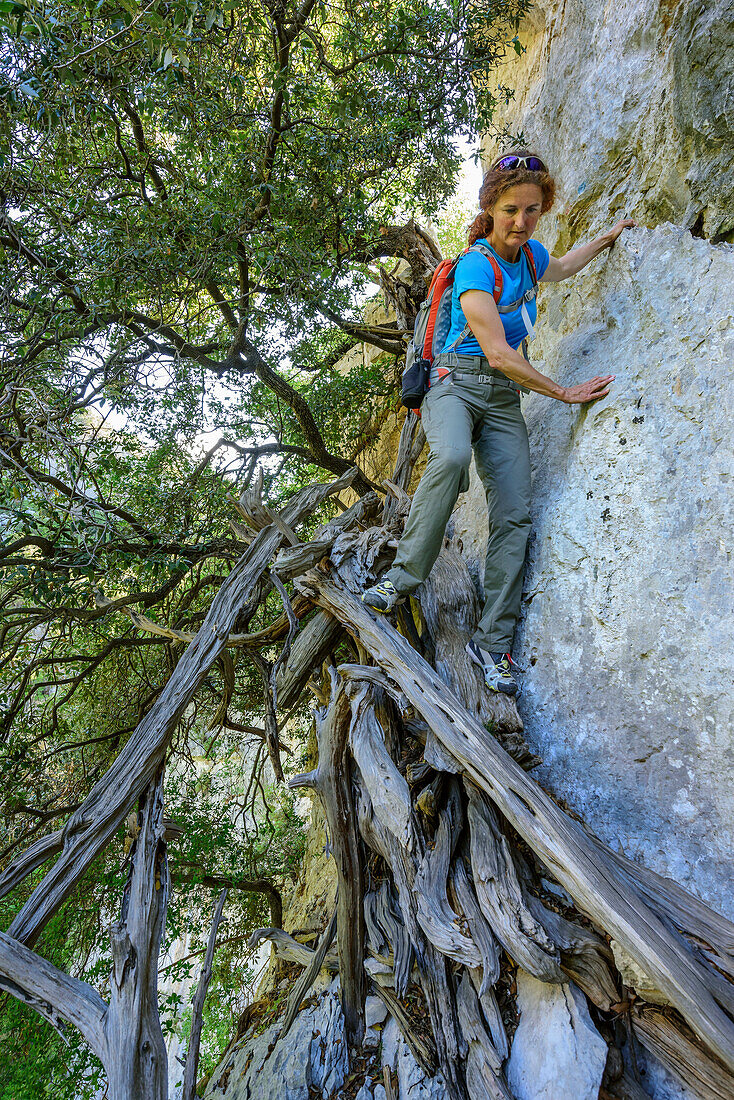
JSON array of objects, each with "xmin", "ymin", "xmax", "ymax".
[
  {"xmin": 488, "ymin": 0, "xmax": 734, "ymax": 242},
  {"xmin": 506, "ymin": 971, "xmax": 608, "ymax": 1100},
  {"xmin": 205, "ymin": 978, "xmax": 445, "ymax": 1100},
  {"xmin": 203, "ymin": 977, "xmax": 349, "ymax": 1100},
  {"xmin": 453, "ymin": 1, "xmax": 734, "ymax": 922}
]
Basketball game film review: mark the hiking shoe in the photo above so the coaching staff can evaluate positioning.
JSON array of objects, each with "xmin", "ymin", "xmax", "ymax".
[
  {"xmin": 361, "ymin": 579, "xmax": 404, "ymax": 613},
  {"xmin": 466, "ymin": 640, "xmax": 519, "ymax": 696}
]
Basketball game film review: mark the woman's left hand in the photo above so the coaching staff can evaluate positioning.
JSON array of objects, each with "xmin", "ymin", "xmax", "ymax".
[{"xmin": 606, "ymin": 218, "xmax": 637, "ymax": 245}]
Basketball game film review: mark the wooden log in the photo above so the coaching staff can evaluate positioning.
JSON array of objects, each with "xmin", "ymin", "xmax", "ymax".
[
  {"xmin": 289, "ymin": 673, "xmax": 366, "ymax": 1050},
  {"xmin": 466, "ymin": 783, "xmax": 563, "ymax": 982},
  {"xmin": 415, "ymin": 784, "xmax": 483, "ymax": 969},
  {"xmin": 272, "ymin": 492, "xmax": 381, "ymax": 580},
  {"xmin": 297, "ymin": 568, "xmax": 734, "ymax": 1073},
  {"xmin": 364, "ymin": 881, "xmax": 414, "ymax": 998},
  {"xmin": 181, "ymin": 889, "xmax": 228, "ymax": 1100},
  {"xmin": 0, "ymin": 777, "xmax": 171, "ymax": 1100},
  {"xmin": 279, "ymin": 904, "xmax": 338, "ymax": 1041},
  {"xmin": 524, "ymin": 894, "xmax": 620, "ymax": 1011},
  {"xmin": 468, "ymin": 971, "xmax": 509, "ymax": 1063},
  {"xmin": 0, "ymin": 931, "xmax": 108, "ymax": 1064},
  {"xmin": 275, "ymin": 610, "xmax": 344, "ymax": 711},
  {"xmin": 416, "ymin": 544, "xmax": 524, "ymax": 739},
  {"xmin": 372, "ymin": 982, "xmax": 437, "ymax": 1075},
  {"xmin": 346, "ymin": 680, "xmax": 413, "ymax": 852},
  {"xmin": 596, "ymin": 834, "xmax": 734, "ymax": 978},
  {"xmin": 631, "ymin": 1003, "xmax": 734, "ymax": 1100},
  {"xmin": 382, "ymin": 411, "xmax": 425, "ymax": 527},
  {"xmin": 0, "ymin": 831, "xmax": 63, "ymax": 901},
  {"xmin": 450, "ymin": 859, "xmax": 501, "ymax": 993},
  {"xmin": 7, "ymin": 470, "xmax": 358, "ymax": 949},
  {"xmin": 456, "ymin": 973, "xmax": 515, "ymax": 1100},
  {"xmin": 246, "ymin": 927, "xmax": 338, "ymax": 972},
  {"xmin": 602, "ymin": 1070, "xmax": 653, "ymax": 1100},
  {"xmin": 355, "ymin": 781, "xmax": 468, "ymax": 1099},
  {"xmin": 105, "ymin": 774, "xmax": 170, "ymax": 1100}
]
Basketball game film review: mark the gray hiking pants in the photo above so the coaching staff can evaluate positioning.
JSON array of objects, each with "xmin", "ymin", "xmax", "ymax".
[{"xmin": 386, "ymin": 372, "xmax": 531, "ymax": 653}]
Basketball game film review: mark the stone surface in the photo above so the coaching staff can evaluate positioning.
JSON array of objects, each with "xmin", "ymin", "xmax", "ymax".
[
  {"xmin": 451, "ymin": 2, "xmax": 734, "ymax": 926},
  {"xmin": 484, "ymin": 0, "xmax": 734, "ymax": 242},
  {"xmin": 204, "ymin": 976, "xmax": 348, "ymax": 1100},
  {"xmin": 506, "ymin": 971, "xmax": 607, "ymax": 1100},
  {"xmin": 205, "ymin": 979, "xmax": 446, "ymax": 1100},
  {"xmin": 610, "ymin": 939, "xmax": 671, "ymax": 1006}
]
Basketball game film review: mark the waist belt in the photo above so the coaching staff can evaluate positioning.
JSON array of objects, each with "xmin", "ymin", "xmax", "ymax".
[{"xmin": 430, "ymin": 353, "xmax": 529, "ymax": 395}]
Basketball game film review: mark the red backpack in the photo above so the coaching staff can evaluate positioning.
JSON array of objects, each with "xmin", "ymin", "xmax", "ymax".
[{"xmin": 400, "ymin": 242, "xmax": 538, "ymax": 409}]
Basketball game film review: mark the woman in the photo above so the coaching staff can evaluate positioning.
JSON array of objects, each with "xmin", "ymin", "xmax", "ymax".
[{"xmin": 362, "ymin": 151, "xmax": 636, "ymax": 696}]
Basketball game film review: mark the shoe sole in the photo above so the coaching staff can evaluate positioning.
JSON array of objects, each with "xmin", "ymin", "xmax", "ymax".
[{"xmin": 465, "ymin": 642, "xmax": 518, "ymax": 696}]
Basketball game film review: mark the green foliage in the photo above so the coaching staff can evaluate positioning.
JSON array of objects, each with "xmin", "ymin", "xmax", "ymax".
[{"xmin": 0, "ymin": 0, "xmax": 529, "ymax": 1091}]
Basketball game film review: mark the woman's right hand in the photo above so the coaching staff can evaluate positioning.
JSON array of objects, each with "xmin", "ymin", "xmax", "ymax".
[{"xmin": 560, "ymin": 374, "xmax": 615, "ymax": 403}]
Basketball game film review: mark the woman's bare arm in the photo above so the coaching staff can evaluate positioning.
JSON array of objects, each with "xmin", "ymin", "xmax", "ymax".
[
  {"xmin": 542, "ymin": 219, "xmax": 637, "ymax": 282},
  {"xmin": 459, "ymin": 290, "xmax": 614, "ymax": 404}
]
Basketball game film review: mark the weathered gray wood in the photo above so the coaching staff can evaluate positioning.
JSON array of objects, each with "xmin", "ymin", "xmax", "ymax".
[
  {"xmin": 468, "ymin": 970, "xmax": 509, "ymax": 1063},
  {"xmin": 298, "ymin": 568, "xmax": 734, "ymax": 1073},
  {"xmin": 596, "ymin": 833, "xmax": 734, "ymax": 974},
  {"xmin": 275, "ymin": 610, "xmax": 344, "ymax": 711},
  {"xmin": 466, "ymin": 784, "xmax": 563, "ymax": 983},
  {"xmin": 451, "ymin": 860, "xmax": 501, "ymax": 993},
  {"xmin": 364, "ymin": 881, "xmax": 414, "ymax": 998},
  {"xmin": 632, "ymin": 1003, "xmax": 734, "ymax": 1100},
  {"xmin": 328, "ymin": 524, "xmax": 400, "ymax": 592},
  {"xmin": 373, "ymin": 982, "xmax": 437, "ymax": 1074},
  {"xmin": 0, "ymin": 831, "xmax": 63, "ymax": 901},
  {"xmin": 416, "ymin": 544, "xmax": 524, "ymax": 740},
  {"xmin": 246, "ymin": 926, "xmax": 339, "ymax": 971},
  {"xmin": 382, "ymin": 411, "xmax": 425, "ymax": 526},
  {"xmin": 603, "ymin": 1071, "xmax": 653, "ymax": 1100},
  {"xmin": 289, "ymin": 673, "xmax": 366, "ymax": 1049},
  {"xmin": 272, "ymin": 492, "xmax": 381, "ymax": 580},
  {"xmin": 181, "ymin": 888, "xmax": 228, "ymax": 1100},
  {"xmin": 456, "ymin": 973, "xmax": 515, "ymax": 1100},
  {"xmin": 279, "ymin": 903, "xmax": 338, "ymax": 1040},
  {"xmin": 354, "ymin": 779, "xmax": 468, "ymax": 1099},
  {"xmin": 524, "ymin": 893, "xmax": 620, "ymax": 1010},
  {"xmin": 0, "ymin": 931, "xmax": 108, "ymax": 1062},
  {"xmin": 7, "ymin": 471, "xmax": 358, "ymax": 949},
  {"xmin": 105, "ymin": 775, "xmax": 170, "ymax": 1100},
  {"xmin": 0, "ymin": 777, "xmax": 170, "ymax": 1100},
  {"xmin": 346, "ymin": 680, "xmax": 413, "ymax": 852},
  {"xmin": 415, "ymin": 784, "xmax": 482, "ymax": 969}
]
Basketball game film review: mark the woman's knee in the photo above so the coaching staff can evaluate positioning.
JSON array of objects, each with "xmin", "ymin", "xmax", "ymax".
[{"xmin": 428, "ymin": 446, "xmax": 472, "ymax": 480}]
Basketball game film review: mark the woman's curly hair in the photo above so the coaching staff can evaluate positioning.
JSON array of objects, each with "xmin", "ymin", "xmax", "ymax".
[{"xmin": 468, "ymin": 150, "xmax": 556, "ymax": 246}]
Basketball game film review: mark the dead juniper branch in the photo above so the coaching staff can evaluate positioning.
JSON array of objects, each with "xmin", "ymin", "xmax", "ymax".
[
  {"xmin": 3, "ymin": 468, "xmax": 358, "ymax": 950},
  {"xmin": 289, "ymin": 669, "xmax": 366, "ymax": 1050},
  {"xmin": 182, "ymin": 888, "xmax": 228, "ymax": 1100},
  {"xmin": 0, "ymin": 773, "xmax": 170, "ymax": 1100},
  {"xmin": 295, "ymin": 564, "xmax": 734, "ymax": 1078}
]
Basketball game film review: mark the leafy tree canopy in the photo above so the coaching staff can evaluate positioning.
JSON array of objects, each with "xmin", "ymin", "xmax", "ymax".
[{"xmin": 0, "ymin": 0, "xmax": 528, "ymax": 1091}]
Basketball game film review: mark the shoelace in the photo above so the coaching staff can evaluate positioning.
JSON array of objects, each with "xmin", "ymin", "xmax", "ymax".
[{"xmin": 494, "ymin": 658, "xmax": 515, "ymax": 679}]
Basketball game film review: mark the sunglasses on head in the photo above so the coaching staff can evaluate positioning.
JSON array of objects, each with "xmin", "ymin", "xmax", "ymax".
[{"xmin": 494, "ymin": 154, "xmax": 547, "ymax": 173}]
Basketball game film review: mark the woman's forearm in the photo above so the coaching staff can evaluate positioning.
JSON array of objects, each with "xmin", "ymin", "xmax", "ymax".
[
  {"xmin": 558, "ymin": 232, "xmax": 615, "ymax": 277},
  {"xmin": 556, "ymin": 218, "xmax": 637, "ymax": 278},
  {"xmin": 481, "ymin": 340, "xmax": 566, "ymax": 400}
]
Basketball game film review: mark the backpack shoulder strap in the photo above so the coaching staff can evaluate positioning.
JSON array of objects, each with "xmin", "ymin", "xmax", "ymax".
[
  {"xmin": 465, "ymin": 243, "xmax": 503, "ymax": 304},
  {"xmin": 522, "ymin": 242, "xmax": 538, "ymax": 286}
]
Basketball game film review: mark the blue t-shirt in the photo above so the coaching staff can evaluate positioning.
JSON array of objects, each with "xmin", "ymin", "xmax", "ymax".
[{"xmin": 441, "ymin": 238, "xmax": 550, "ymax": 355}]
